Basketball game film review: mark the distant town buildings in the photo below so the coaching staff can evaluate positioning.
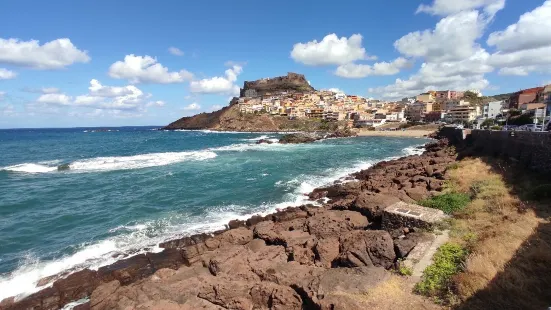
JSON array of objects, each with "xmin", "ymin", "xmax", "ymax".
[
  {"xmin": 237, "ymin": 79, "xmax": 551, "ymax": 128},
  {"xmin": 237, "ymin": 88, "xmax": 407, "ymax": 127}
]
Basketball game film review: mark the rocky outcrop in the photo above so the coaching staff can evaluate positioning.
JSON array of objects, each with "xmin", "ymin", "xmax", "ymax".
[
  {"xmin": 279, "ymin": 129, "xmax": 357, "ymax": 144},
  {"xmin": 240, "ymin": 72, "xmax": 314, "ymax": 97},
  {"xmin": 3, "ymin": 138, "xmax": 458, "ymax": 310}
]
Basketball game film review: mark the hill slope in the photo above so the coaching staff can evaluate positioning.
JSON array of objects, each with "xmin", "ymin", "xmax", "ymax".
[{"xmin": 164, "ymin": 104, "xmax": 340, "ymax": 132}]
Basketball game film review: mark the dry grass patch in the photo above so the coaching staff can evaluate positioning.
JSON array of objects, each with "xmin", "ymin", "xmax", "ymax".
[
  {"xmin": 443, "ymin": 158, "xmax": 551, "ymax": 309},
  {"xmin": 336, "ymin": 276, "xmax": 443, "ymax": 310}
]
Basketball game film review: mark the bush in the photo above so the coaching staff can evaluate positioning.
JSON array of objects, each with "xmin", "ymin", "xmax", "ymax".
[
  {"xmin": 419, "ymin": 193, "xmax": 471, "ymax": 214},
  {"xmin": 415, "ymin": 243, "xmax": 468, "ymax": 298},
  {"xmin": 398, "ymin": 265, "xmax": 413, "ymax": 276},
  {"xmin": 527, "ymin": 184, "xmax": 551, "ymax": 200},
  {"xmin": 447, "ymin": 163, "xmax": 460, "ymax": 170}
]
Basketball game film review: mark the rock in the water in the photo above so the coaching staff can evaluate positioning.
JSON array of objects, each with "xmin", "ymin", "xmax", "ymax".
[{"xmin": 279, "ymin": 133, "xmax": 320, "ymax": 144}]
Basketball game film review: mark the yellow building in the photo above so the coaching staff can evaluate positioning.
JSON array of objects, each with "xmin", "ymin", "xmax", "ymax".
[{"xmin": 416, "ymin": 93, "xmax": 434, "ymax": 103}]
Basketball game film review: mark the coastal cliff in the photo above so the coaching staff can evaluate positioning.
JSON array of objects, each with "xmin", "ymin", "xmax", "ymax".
[{"xmin": 164, "ymin": 103, "xmax": 342, "ymax": 132}]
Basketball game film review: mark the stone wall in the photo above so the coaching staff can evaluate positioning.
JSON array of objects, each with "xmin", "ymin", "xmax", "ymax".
[{"xmin": 438, "ymin": 127, "xmax": 551, "ymax": 174}]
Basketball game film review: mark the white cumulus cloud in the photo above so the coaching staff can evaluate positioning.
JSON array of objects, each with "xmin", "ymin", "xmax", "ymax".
[
  {"xmin": 335, "ymin": 57, "xmax": 411, "ymax": 78},
  {"xmin": 291, "ymin": 34, "xmax": 371, "ymax": 66},
  {"xmin": 37, "ymin": 93, "xmax": 73, "ymax": 105},
  {"xmin": 108, "ymin": 54, "xmax": 194, "ymax": 84},
  {"xmin": 0, "ymin": 68, "xmax": 16, "ymax": 80},
  {"xmin": 416, "ymin": 0, "xmax": 505, "ymax": 16},
  {"xmin": 182, "ymin": 102, "xmax": 201, "ymax": 111},
  {"xmin": 22, "ymin": 87, "xmax": 60, "ymax": 94},
  {"xmin": 146, "ymin": 100, "xmax": 165, "ymax": 107},
  {"xmin": 394, "ymin": 10, "xmax": 489, "ymax": 63},
  {"xmin": 486, "ymin": 0, "xmax": 551, "ymax": 75},
  {"xmin": 168, "ymin": 47, "xmax": 184, "ymax": 56},
  {"xmin": 0, "ymin": 38, "xmax": 90, "ymax": 69},
  {"xmin": 190, "ymin": 65, "xmax": 243, "ymax": 95}
]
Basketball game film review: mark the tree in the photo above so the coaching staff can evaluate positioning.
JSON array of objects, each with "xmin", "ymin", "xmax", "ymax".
[
  {"xmin": 481, "ymin": 118, "xmax": 495, "ymax": 127},
  {"xmin": 463, "ymin": 91, "xmax": 483, "ymax": 106}
]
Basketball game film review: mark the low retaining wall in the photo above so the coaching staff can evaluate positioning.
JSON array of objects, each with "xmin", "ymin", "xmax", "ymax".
[{"xmin": 439, "ymin": 127, "xmax": 551, "ymax": 174}]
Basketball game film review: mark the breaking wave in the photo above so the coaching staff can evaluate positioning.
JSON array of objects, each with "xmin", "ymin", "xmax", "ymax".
[{"xmin": 1, "ymin": 151, "xmax": 217, "ymax": 174}]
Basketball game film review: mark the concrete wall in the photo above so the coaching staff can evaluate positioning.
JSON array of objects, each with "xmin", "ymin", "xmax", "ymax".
[{"xmin": 439, "ymin": 127, "xmax": 551, "ymax": 174}]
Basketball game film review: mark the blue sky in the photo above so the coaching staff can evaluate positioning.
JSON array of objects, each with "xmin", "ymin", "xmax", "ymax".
[{"xmin": 0, "ymin": 0, "xmax": 550, "ymax": 128}]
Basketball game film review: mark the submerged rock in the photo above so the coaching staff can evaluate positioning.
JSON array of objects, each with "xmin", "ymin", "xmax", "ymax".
[{"xmin": 57, "ymin": 163, "xmax": 71, "ymax": 171}]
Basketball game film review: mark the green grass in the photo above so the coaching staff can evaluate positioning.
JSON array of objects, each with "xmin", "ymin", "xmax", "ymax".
[
  {"xmin": 415, "ymin": 243, "xmax": 468, "ymax": 298},
  {"xmin": 419, "ymin": 192, "xmax": 471, "ymax": 214},
  {"xmin": 398, "ymin": 265, "xmax": 413, "ymax": 276}
]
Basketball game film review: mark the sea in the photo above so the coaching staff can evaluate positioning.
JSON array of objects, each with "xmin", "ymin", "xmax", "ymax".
[{"xmin": 0, "ymin": 126, "xmax": 428, "ymax": 300}]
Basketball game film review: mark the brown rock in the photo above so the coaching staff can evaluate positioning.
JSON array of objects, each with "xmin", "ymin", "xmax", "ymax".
[
  {"xmin": 394, "ymin": 232, "xmax": 430, "ymax": 258},
  {"xmin": 90, "ymin": 280, "xmax": 120, "ymax": 308},
  {"xmin": 228, "ymin": 219, "xmax": 246, "ymax": 229},
  {"xmin": 353, "ymin": 192, "xmax": 401, "ymax": 220},
  {"xmin": 250, "ymin": 282, "xmax": 302, "ymax": 310},
  {"xmin": 7, "ymin": 287, "xmax": 59, "ymax": 310},
  {"xmin": 306, "ymin": 210, "xmax": 368, "ymax": 239},
  {"xmin": 145, "ymin": 248, "xmax": 185, "ymax": 270},
  {"xmin": 208, "ymin": 259, "xmax": 220, "ymax": 276},
  {"xmin": 246, "ymin": 214, "xmax": 267, "ymax": 227},
  {"xmin": 405, "ymin": 187, "xmax": 429, "ymax": 202},
  {"xmin": 53, "ymin": 269, "xmax": 100, "ymax": 306},
  {"xmin": 294, "ymin": 267, "xmax": 390, "ymax": 309},
  {"xmin": 216, "ymin": 227, "xmax": 253, "ymax": 245},
  {"xmin": 97, "ymin": 254, "xmax": 154, "ymax": 285},
  {"xmin": 313, "ymin": 237, "xmax": 340, "ymax": 268},
  {"xmin": 335, "ymin": 230, "xmax": 396, "ymax": 269}
]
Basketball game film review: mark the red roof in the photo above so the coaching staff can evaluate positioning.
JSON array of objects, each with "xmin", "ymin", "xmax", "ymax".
[{"xmin": 518, "ymin": 87, "xmax": 544, "ymax": 94}]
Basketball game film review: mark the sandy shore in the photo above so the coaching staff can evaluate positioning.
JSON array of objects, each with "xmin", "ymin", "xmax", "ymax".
[{"xmin": 357, "ymin": 129, "xmax": 435, "ymax": 138}]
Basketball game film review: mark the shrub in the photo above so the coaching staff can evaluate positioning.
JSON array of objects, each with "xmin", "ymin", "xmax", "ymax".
[
  {"xmin": 527, "ymin": 184, "xmax": 551, "ymax": 201},
  {"xmin": 398, "ymin": 265, "xmax": 413, "ymax": 276},
  {"xmin": 447, "ymin": 163, "xmax": 460, "ymax": 170},
  {"xmin": 419, "ymin": 193, "xmax": 471, "ymax": 214},
  {"xmin": 415, "ymin": 243, "xmax": 468, "ymax": 298}
]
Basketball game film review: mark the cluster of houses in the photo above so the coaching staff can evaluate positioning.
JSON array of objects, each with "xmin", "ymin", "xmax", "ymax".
[
  {"xmin": 406, "ymin": 85, "xmax": 551, "ymax": 128},
  {"xmin": 237, "ymin": 89, "xmax": 408, "ymax": 127},
  {"xmin": 236, "ymin": 84, "xmax": 551, "ymax": 128}
]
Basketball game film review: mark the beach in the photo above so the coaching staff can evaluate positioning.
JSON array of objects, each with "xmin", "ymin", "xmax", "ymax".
[{"xmin": 357, "ymin": 129, "xmax": 435, "ymax": 138}]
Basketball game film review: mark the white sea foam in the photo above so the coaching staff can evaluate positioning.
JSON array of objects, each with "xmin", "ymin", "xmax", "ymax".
[
  {"xmin": 1, "ymin": 163, "xmax": 59, "ymax": 173},
  {"xmin": 68, "ymin": 151, "xmax": 216, "ymax": 172},
  {"xmin": 402, "ymin": 145, "xmax": 425, "ymax": 156},
  {"xmin": 1, "ymin": 151, "xmax": 217, "ymax": 174},
  {"xmin": 242, "ymin": 135, "xmax": 271, "ymax": 141}
]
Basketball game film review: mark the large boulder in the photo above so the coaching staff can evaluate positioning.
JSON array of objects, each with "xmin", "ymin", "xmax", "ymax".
[
  {"xmin": 293, "ymin": 267, "xmax": 390, "ymax": 310},
  {"xmin": 353, "ymin": 192, "xmax": 401, "ymax": 220},
  {"xmin": 334, "ymin": 230, "xmax": 396, "ymax": 269}
]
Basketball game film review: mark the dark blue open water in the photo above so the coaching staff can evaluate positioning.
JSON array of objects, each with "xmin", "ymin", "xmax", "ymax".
[{"xmin": 0, "ymin": 126, "xmax": 427, "ymax": 299}]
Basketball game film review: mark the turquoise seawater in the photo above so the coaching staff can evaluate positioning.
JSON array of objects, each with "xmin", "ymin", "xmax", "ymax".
[{"xmin": 0, "ymin": 127, "xmax": 428, "ymax": 299}]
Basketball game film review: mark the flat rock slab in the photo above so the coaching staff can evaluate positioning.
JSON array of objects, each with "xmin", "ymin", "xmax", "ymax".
[{"xmin": 382, "ymin": 201, "xmax": 447, "ymax": 231}]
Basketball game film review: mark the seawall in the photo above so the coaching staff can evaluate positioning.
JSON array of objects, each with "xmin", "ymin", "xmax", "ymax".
[{"xmin": 438, "ymin": 127, "xmax": 551, "ymax": 174}]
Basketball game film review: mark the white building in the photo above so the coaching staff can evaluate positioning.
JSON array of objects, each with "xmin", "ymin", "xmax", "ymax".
[
  {"xmin": 482, "ymin": 101, "xmax": 504, "ymax": 119},
  {"xmin": 335, "ymin": 92, "xmax": 346, "ymax": 100}
]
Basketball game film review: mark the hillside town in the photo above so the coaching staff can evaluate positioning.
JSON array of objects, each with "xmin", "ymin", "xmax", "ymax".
[{"xmin": 236, "ymin": 73, "xmax": 551, "ymax": 131}]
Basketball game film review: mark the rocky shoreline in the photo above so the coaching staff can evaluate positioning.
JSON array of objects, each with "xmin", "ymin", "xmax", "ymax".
[{"xmin": 1, "ymin": 137, "xmax": 457, "ymax": 310}]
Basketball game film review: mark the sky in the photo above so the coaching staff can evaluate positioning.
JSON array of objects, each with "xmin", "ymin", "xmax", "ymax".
[{"xmin": 0, "ymin": 0, "xmax": 550, "ymax": 128}]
